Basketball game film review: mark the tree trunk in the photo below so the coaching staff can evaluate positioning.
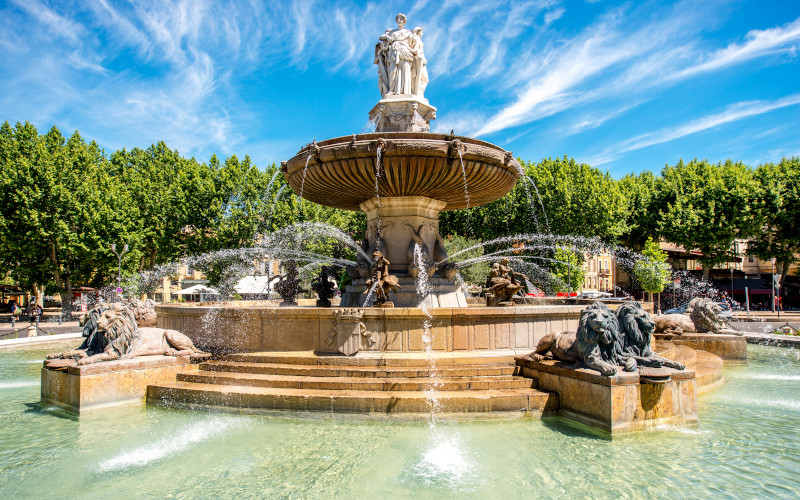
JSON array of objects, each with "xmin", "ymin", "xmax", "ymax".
[
  {"xmin": 59, "ymin": 290, "xmax": 73, "ymax": 319},
  {"xmin": 32, "ymin": 284, "xmax": 44, "ymax": 307},
  {"xmin": 49, "ymin": 239, "xmax": 73, "ymax": 319},
  {"xmin": 701, "ymin": 264, "xmax": 711, "ymax": 280}
]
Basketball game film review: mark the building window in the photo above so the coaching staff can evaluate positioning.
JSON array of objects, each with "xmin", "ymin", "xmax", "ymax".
[{"xmin": 748, "ymin": 255, "xmax": 753, "ymax": 263}]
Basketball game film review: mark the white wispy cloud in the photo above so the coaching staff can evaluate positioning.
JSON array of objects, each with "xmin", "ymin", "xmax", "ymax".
[
  {"xmin": 672, "ymin": 16, "xmax": 800, "ymax": 80},
  {"xmin": 589, "ymin": 94, "xmax": 800, "ymax": 165}
]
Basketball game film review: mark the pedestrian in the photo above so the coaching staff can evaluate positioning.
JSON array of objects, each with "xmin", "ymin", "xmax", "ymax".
[
  {"xmin": 10, "ymin": 301, "xmax": 21, "ymax": 327},
  {"xmin": 31, "ymin": 303, "xmax": 43, "ymax": 326}
]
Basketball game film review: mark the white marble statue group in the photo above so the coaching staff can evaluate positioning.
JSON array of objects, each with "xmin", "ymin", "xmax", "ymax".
[{"xmin": 375, "ymin": 13, "xmax": 428, "ymax": 99}]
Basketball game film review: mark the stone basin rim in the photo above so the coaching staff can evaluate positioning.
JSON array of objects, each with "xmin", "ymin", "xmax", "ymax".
[{"xmin": 282, "ymin": 132, "xmax": 522, "ymax": 211}]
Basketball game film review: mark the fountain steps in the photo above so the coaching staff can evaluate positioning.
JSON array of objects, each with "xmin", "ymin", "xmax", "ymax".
[
  {"xmin": 197, "ymin": 360, "xmax": 518, "ymax": 378},
  {"xmin": 147, "ymin": 351, "xmax": 557, "ymax": 414},
  {"xmin": 222, "ymin": 351, "xmax": 518, "ymax": 367},
  {"xmin": 147, "ymin": 382, "xmax": 556, "ymax": 414},
  {"xmin": 177, "ymin": 371, "xmax": 533, "ymax": 391},
  {"xmin": 145, "ymin": 343, "xmax": 723, "ymax": 415}
]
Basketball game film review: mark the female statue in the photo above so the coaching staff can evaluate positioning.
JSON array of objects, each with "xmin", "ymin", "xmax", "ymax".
[
  {"xmin": 411, "ymin": 27, "xmax": 428, "ymax": 98},
  {"xmin": 378, "ymin": 13, "xmax": 415, "ymax": 96}
]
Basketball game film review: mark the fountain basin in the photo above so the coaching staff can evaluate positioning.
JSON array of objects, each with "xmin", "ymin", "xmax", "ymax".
[
  {"xmin": 282, "ymin": 133, "xmax": 521, "ymax": 211},
  {"xmin": 156, "ymin": 303, "xmax": 599, "ymax": 354}
]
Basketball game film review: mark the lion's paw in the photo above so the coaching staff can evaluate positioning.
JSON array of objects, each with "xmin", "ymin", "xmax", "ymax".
[{"xmin": 623, "ymin": 358, "xmax": 637, "ymax": 372}]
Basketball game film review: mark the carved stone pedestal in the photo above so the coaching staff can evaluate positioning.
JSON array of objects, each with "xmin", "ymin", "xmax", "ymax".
[
  {"xmin": 340, "ymin": 277, "xmax": 468, "ymax": 308},
  {"xmin": 517, "ymin": 358, "xmax": 698, "ymax": 435},
  {"xmin": 369, "ymin": 95, "xmax": 436, "ymax": 132},
  {"xmin": 41, "ymin": 356, "xmax": 197, "ymax": 415}
]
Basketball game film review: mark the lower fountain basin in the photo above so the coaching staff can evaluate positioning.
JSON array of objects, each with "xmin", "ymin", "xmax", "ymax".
[{"xmin": 156, "ymin": 303, "xmax": 597, "ymax": 355}]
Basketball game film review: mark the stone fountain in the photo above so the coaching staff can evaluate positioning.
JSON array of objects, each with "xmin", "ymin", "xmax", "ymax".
[
  {"xmin": 40, "ymin": 14, "xmax": 737, "ymax": 434},
  {"xmin": 282, "ymin": 15, "xmax": 521, "ymax": 307}
]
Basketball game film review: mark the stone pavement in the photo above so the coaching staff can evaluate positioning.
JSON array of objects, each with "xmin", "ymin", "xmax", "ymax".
[{"xmin": 0, "ymin": 313, "xmax": 81, "ymax": 340}]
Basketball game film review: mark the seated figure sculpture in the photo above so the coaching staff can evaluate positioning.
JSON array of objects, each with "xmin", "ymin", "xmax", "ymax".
[
  {"xmin": 270, "ymin": 260, "xmax": 307, "ymax": 306},
  {"xmin": 484, "ymin": 257, "xmax": 528, "ymax": 306},
  {"xmin": 617, "ymin": 302, "xmax": 685, "ymax": 370},
  {"xmin": 523, "ymin": 302, "xmax": 636, "ymax": 376},
  {"xmin": 363, "ymin": 250, "xmax": 400, "ymax": 307}
]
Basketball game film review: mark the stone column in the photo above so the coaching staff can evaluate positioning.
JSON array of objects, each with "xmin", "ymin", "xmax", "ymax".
[{"xmin": 359, "ymin": 196, "xmax": 446, "ymax": 274}]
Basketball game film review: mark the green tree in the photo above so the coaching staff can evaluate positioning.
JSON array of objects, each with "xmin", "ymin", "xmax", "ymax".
[
  {"xmin": 633, "ymin": 237, "xmax": 671, "ymax": 308},
  {"xmin": 618, "ymin": 171, "xmax": 659, "ymax": 250},
  {"xmin": 550, "ymin": 246, "xmax": 585, "ymax": 293},
  {"xmin": 748, "ymin": 157, "xmax": 800, "ymax": 286},
  {"xmin": 442, "ymin": 234, "xmax": 489, "ymax": 286},
  {"xmin": 655, "ymin": 159, "xmax": 758, "ymax": 279},
  {"xmin": 0, "ymin": 122, "xmax": 137, "ymax": 316},
  {"xmin": 440, "ymin": 156, "xmax": 627, "ymax": 244}
]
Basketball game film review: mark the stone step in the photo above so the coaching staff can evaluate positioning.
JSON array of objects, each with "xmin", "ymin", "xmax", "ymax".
[
  {"xmin": 670, "ymin": 344, "xmax": 698, "ymax": 368},
  {"xmin": 654, "ymin": 340, "xmax": 676, "ymax": 359},
  {"xmin": 147, "ymin": 381, "xmax": 558, "ymax": 414},
  {"xmin": 223, "ymin": 351, "xmax": 517, "ymax": 367},
  {"xmin": 199, "ymin": 360, "xmax": 518, "ymax": 378},
  {"xmin": 694, "ymin": 350, "xmax": 725, "ymax": 394},
  {"xmin": 178, "ymin": 371, "xmax": 533, "ymax": 391}
]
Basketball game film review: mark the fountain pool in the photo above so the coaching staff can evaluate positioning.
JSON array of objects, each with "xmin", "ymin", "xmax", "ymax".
[{"xmin": 4, "ymin": 341, "xmax": 799, "ymax": 497}]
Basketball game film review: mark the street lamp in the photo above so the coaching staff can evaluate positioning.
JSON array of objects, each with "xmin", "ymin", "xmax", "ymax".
[{"xmin": 111, "ymin": 243, "xmax": 129, "ymax": 301}]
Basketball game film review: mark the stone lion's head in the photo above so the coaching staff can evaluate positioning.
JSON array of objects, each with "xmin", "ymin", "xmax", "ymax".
[
  {"xmin": 95, "ymin": 308, "xmax": 140, "ymax": 356},
  {"xmin": 577, "ymin": 302, "xmax": 618, "ymax": 346},
  {"xmin": 128, "ymin": 298, "xmax": 157, "ymax": 327},
  {"xmin": 616, "ymin": 302, "xmax": 654, "ymax": 348},
  {"xmin": 688, "ymin": 297, "xmax": 725, "ymax": 333}
]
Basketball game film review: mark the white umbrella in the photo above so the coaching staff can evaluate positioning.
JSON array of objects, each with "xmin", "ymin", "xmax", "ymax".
[{"xmin": 173, "ymin": 284, "xmax": 220, "ymax": 301}]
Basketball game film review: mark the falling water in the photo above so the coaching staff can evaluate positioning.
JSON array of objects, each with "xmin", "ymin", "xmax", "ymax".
[
  {"xmin": 361, "ymin": 113, "xmax": 381, "ymax": 133},
  {"xmin": 522, "ymin": 175, "xmax": 550, "ymax": 233},
  {"xmin": 265, "ymin": 185, "xmax": 289, "ymax": 229},
  {"xmin": 414, "ymin": 244, "xmax": 442, "ymax": 425},
  {"xmin": 374, "ymin": 143, "xmax": 384, "ymax": 240},
  {"xmin": 456, "ymin": 149, "xmax": 473, "ymax": 235},
  {"xmin": 299, "ymin": 153, "xmax": 313, "ymax": 199}
]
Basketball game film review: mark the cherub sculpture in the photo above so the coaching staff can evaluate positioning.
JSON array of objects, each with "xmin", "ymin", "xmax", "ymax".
[{"xmin": 363, "ymin": 251, "xmax": 401, "ymax": 307}]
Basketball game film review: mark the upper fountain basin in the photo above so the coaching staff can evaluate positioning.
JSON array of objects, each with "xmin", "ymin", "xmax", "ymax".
[{"xmin": 282, "ymin": 133, "xmax": 522, "ymax": 211}]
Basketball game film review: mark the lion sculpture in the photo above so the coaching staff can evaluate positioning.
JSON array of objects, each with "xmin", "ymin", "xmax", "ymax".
[
  {"xmin": 47, "ymin": 307, "xmax": 208, "ymax": 365},
  {"xmin": 688, "ymin": 297, "xmax": 729, "ymax": 333},
  {"xmin": 654, "ymin": 297, "xmax": 737, "ymax": 335},
  {"xmin": 524, "ymin": 302, "xmax": 635, "ymax": 376},
  {"xmin": 616, "ymin": 302, "xmax": 685, "ymax": 370},
  {"xmin": 128, "ymin": 298, "xmax": 157, "ymax": 327},
  {"xmin": 653, "ymin": 313, "xmax": 696, "ymax": 335}
]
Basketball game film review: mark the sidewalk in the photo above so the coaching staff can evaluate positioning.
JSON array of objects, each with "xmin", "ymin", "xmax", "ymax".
[{"xmin": 0, "ymin": 313, "xmax": 81, "ymax": 340}]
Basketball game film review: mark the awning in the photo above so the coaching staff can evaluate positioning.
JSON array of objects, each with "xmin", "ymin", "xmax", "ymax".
[
  {"xmin": 173, "ymin": 284, "xmax": 220, "ymax": 295},
  {"xmin": 234, "ymin": 276, "xmax": 274, "ymax": 294}
]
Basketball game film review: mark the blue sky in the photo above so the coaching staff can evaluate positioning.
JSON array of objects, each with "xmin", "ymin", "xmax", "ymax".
[{"xmin": 2, "ymin": 0, "xmax": 799, "ymax": 177}]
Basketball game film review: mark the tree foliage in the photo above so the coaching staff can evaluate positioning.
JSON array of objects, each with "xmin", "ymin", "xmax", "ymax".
[
  {"xmin": 654, "ymin": 159, "xmax": 759, "ymax": 278},
  {"xmin": 748, "ymin": 157, "xmax": 800, "ymax": 285},
  {"xmin": 549, "ymin": 247, "xmax": 585, "ymax": 293},
  {"xmin": 633, "ymin": 237, "xmax": 671, "ymax": 293}
]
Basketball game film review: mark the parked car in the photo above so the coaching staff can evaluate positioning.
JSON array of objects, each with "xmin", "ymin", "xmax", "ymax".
[
  {"xmin": 664, "ymin": 301, "xmax": 733, "ymax": 318},
  {"xmin": 577, "ymin": 291, "xmax": 612, "ymax": 299},
  {"xmin": 525, "ymin": 285, "xmax": 545, "ymax": 297}
]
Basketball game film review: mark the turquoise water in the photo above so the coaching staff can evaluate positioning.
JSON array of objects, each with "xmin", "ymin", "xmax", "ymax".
[{"xmin": 1, "ymin": 341, "xmax": 799, "ymax": 499}]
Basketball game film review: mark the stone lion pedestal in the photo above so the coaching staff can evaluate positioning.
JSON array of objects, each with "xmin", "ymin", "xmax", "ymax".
[
  {"xmin": 517, "ymin": 358, "xmax": 698, "ymax": 435},
  {"xmin": 41, "ymin": 356, "xmax": 197, "ymax": 415}
]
